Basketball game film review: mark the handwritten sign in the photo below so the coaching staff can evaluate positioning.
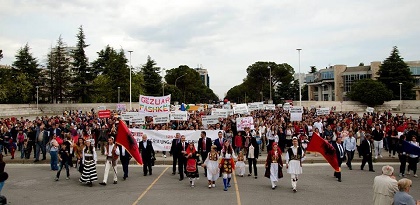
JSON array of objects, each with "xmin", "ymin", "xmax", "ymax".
[
  {"xmin": 139, "ymin": 95, "xmax": 171, "ymax": 113},
  {"xmin": 236, "ymin": 117, "xmax": 255, "ymax": 131}
]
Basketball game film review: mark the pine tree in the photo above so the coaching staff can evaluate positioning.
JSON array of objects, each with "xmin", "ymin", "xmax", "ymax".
[
  {"xmin": 12, "ymin": 43, "xmax": 41, "ymax": 102},
  {"xmin": 377, "ymin": 46, "xmax": 415, "ymax": 100},
  {"xmin": 141, "ymin": 56, "xmax": 162, "ymax": 96},
  {"xmin": 71, "ymin": 25, "xmax": 92, "ymax": 102}
]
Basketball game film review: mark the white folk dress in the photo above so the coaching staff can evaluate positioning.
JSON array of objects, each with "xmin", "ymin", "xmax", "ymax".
[
  {"xmin": 286, "ymin": 146, "xmax": 305, "ymax": 175},
  {"xmin": 235, "ymin": 156, "xmax": 246, "ymax": 176},
  {"xmin": 204, "ymin": 152, "xmax": 220, "ymax": 181}
]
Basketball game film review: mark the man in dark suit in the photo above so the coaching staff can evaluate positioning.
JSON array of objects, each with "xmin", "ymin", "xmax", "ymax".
[
  {"xmin": 360, "ymin": 134, "xmax": 375, "ymax": 172},
  {"xmin": 332, "ymin": 137, "xmax": 345, "ymax": 182},
  {"xmin": 177, "ymin": 135, "xmax": 188, "ymax": 181},
  {"xmin": 214, "ymin": 131, "xmax": 225, "ymax": 153},
  {"xmin": 139, "ymin": 134, "xmax": 155, "ymax": 176},
  {"xmin": 119, "ymin": 145, "xmax": 131, "ymax": 180},
  {"xmin": 169, "ymin": 133, "xmax": 181, "ymax": 175},
  {"xmin": 198, "ymin": 131, "xmax": 212, "ymax": 177}
]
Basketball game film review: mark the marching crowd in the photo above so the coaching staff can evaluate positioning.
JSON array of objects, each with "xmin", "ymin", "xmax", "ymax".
[{"xmin": 0, "ymin": 105, "xmax": 419, "ymax": 203}]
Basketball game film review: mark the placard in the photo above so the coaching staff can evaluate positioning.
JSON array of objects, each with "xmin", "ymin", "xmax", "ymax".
[
  {"xmin": 170, "ymin": 111, "xmax": 188, "ymax": 121},
  {"xmin": 290, "ymin": 106, "xmax": 303, "ymax": 121},
  {"xmin": 366, "ymin": 107, "xmax": 375, "ymax": 113},
  {"xmin": 316, "ymin": 108, "xmax": 330, "ymax": 115},
  {"xmin": 233, "ymin": 103, "xmax": 249, "ymax": 114},
  {"xmin": 139, "ymin": 95, "xmax": 171, "ymax": 113},
  {"xmin": 248, "ymin": 102, "xmax": 263, "ymax": 111},
  {"xmin": 236, "ymin": 117, "xmax": 255, "ymax": 131},
  {"xmin": 211, "ymin": 109, "xmax": 228, "ymax": 118},
  {"xmin": 264, "ymin": 104, "xmax": 276, "ymax": 110},
  {"xmin": 202, "ymin": 115, "xmax": 220, "ymax": 125},
  {"xmin": 120, "ymin": 112, "xmax": 139, "ymax": 120},
  {"xmin": 116, "ymin": 104, "xmax": 126, "ymax": 111},
  {"xmin": 152, "ymin": 113, "xmax": 170, "ymax": 124},
  {"xmin": 130, "ymin": 116, "xmax": 145, "ymax": 124}
]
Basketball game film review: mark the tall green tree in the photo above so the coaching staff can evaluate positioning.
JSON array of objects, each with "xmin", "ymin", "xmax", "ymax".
[
  {"xmin": 12, "ymin": 43, "xmax": 41, "ymax": 102},
  {"xmin": 0, "ymin": 68, "xmax": 32, "ymax": 103},
  {"xmin": 71, "ymin": 25, "xmax": 93, "ymax": 102},
  {"xmin": 377, "ymin": 46, "xmax": 415, "ymax": 100},
  {"xmin": 347, "ymin": 79, "xmax": 392, "ymax": 106},
  {"xmin": 141, "ymin": 56, "xmax": 162, "ymax": 96},
  {"xmin": 46, "ymin": 35, "xmax": 71, "ymax": 103}
]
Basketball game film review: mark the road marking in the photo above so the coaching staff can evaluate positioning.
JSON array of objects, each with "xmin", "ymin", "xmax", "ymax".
[
  {"xmin": 132, "ymin": 167, "xmax": 169, "ymax": 205},
  {"xmin": 233, "ymin": 174, "xmax": 242, "ymax": 205}
]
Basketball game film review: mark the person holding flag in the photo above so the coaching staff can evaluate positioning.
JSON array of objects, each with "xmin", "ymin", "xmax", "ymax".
[
  {"xmin": 114, "ymin": 120, "xmax": 143, "ymax": 167},
  {"xmin": 285, "ymin": 137, "xmax": 305, "ymax": 193}
]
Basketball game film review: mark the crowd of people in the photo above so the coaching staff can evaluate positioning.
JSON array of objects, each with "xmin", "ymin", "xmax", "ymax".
[{"xmin": 0, "ymin": 105, "xmax": 419, "ymax": 201}]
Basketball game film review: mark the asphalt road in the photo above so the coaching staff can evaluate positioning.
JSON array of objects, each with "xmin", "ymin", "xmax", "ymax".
[{"xmin": 3, "ymin": 162, "xmax": 420, "ymax": 205}]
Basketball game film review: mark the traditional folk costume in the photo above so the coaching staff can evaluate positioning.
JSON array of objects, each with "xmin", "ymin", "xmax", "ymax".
[
  {"xmin": 286, "ymin": 140, "xmax": 305, "ymax": 192},
  {"xmin": 220, "ymin": 145, "xmax": 236, "ymax": 191},
  {"xmin": 204, "ymin": 146, "xmax": 220, "ymax": 188},
  {"xmin": 185, "ymin": 143, "xmax": 199, "ymax": 187},
  {"xmin": 265, "ymin": 144, "xmax": 283, "ymax": 189},
  {"xmin": 79, "ymin": 144, "xmax": 98, "ymax": 187},
  {"xmin": 235, "ymin": 152, "xmax": 246, "ymax": 177},
  {"xmin": 99, "ymin": 140, "xmax": 120, "ymax": 185}
]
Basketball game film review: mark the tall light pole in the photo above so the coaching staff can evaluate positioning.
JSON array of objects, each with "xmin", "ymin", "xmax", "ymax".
[
  {"xmin": 175, "ymin": 73, "xmax": 187, "ymax": 87},
  {"xmin": 399, "ymin": 82, "xmax": 402, "ymax": 101},
  {"xmin": 128, "ymin": 50, "xmax": 133, "ymax": 110},
  {"xmin": 118, "ymin": 87, "xmax": 120, "ymax": 103},
  {"xmin": 268, "ymin": 66, "xmax": 272, "ymax": 103},
  {"xmin": 296, "ymin": 48, "xmax": 302, "ymax": 106},
  {"xmin": 36, "ymin": 86, "xmax": 39, "ymax": 110}
]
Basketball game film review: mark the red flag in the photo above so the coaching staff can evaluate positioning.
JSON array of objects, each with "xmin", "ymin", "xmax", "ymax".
[
  {"xmin": 115, "ymin": 120, "xmax": 143, "ymax": 165},
  {"xmin": 306, "ymin": 132, "xmax": 339, "ymax": 172}
]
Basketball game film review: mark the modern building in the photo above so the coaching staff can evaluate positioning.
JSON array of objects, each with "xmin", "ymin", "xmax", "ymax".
[
  {"xmin": 195, "ymin": 67, "xmax": 210, "ymax": 88},
  {"xmin": 305, "ymin": 61, "xmax": 420, "ymax": 101}
]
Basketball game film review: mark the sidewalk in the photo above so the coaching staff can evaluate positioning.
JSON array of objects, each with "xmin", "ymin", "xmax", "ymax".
[{"xmin": 4, "ymin": 149, "xmax": 399, "ymax": 165}]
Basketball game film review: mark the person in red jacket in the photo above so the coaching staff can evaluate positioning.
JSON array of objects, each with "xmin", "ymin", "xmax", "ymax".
[{"xmin": 234, "ymin": 132, "xmax": 243, "ymax": 155}]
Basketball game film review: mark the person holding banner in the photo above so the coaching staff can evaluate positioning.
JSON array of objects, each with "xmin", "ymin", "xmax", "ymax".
[
  {"xmin": 185, "ymin": 143, "xmax": 199, "ymax": 187},
  {"xmin": 203, "ymin": 145, "xmax": 220, "ymax": 188},
  {"xmin": 219, "ymin": 140, "xmax": 236, "ymax": 191},
  {"xmin": 285, "ymin": 137, "xmax": 305, "ymax": 193}
]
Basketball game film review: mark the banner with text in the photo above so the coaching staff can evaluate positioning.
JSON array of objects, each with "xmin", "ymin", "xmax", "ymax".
[
  {"xmin": 202, "ymin": 115, "xmax": 220, "ymax": 125},
  {"xmin": 152, "ymin": 113, "xmax": 170, "ymax": 124},
  {"xmin": 139, "ymin": 95, "xmax": 171, "ymax": 113},
  {"xmin": 233, "ymin": 103, "xmax": 249, "ymax": 114},
  {"xmin": 236, "ymin": 116, "xmax": 255, "ymax": 131},
  {"xmin": 130, "ymin": 129, "xmax": 221, "ymax": 151},
  {"xmin": 170, "ymin": 111, "xmax": 188, "ymax": 121},
  {"xmin": 211, "ymin": 108, "xmax": 228, "ymax": 118},
  {"xmin": 290, "ymin": 106, "xmax": 303, "ymax": 122}
]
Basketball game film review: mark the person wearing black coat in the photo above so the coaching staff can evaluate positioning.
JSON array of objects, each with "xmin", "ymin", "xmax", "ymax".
[
  {"xmin": 331, "ymin": 137, "xmax": 345, "ymax": 182},
  {"xmin": 169, "ymin": 133, "xmax": 181, "ymax": 175},
  {"xmin": 360, "ymin": 134, "xmax": 375, "ymax": 172},
  {"xmin": 119, "ymin": 145, "xmax": 131, "ymax": 180},
  {"xmin": 139, "ymin": 134, "xmax": 155, "ymax": 176},
  {"xmin": 198, "ymin": 131, "xmax": 212, "ymax": 177},
  {"xmin": 177, "ymin": 135, "xmax": 188, "ymax": 181}
]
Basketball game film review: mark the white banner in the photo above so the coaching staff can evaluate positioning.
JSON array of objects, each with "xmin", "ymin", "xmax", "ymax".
[
  {"xmin": 116, "ymin": 104, "xmax": 126, "ymax": 111},
  {"xmin": 130, "ymin": 116, "xmax": 145, "ymax": 124},
  {"xmin": 211, "ymin": 109, "xmax": 228, "ymax": 118},
  {"xmin": 130, "ymin": 129, "xmax": 221, "ymax": 151},
  {"xmin": 152, "ymin": 113, "xmax": 170, "ymax": 124},
  {"xmin": 366, "ymin": 107, "xmax": 375, "ymax": 113},
  {"xmin": 283, "ymin": 104, "xmax": 291, "ymax": 111},
  {"xmin": 202, "ymin": 115, "xmax": 220, "ymax": 125},
  {"xmin": 120, "ymin": 112, "xmax": 140, "ymax": 120},
  {"xmin": 170, "ymin": 111, "xmax": 188, "ymax": 121},
  {"xmin": 290, "ymin": 106, "xmax": 303, "ymax": 122},
  {"xmin": 236, "ymin": 116, "xmax": 255, "ymax": 131},
  {"xmin": 233, "ymin": 103, "xmax": 249, "ymax": 114},
  {"xmin": 248, "ymin": 102, "xmax": 263, "ymax": 111},
  {"xmin": 316, "ymin": 108, "xmax": 330, "ymax": 115},
  {"xmin": 139, "ymin": 95, "xmax": 171, "ymax": 113},
  {"xmin": 264, "ymin": 104, "xmax": 276, "ymax": 110}
]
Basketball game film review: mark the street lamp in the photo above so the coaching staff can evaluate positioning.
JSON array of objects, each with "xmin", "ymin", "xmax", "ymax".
[
  {"xmin": 399, "ymin": 82, "xmax": 402, "ymax": 101},
  {"xmin": 118, "ymin": 87, "xmax": 120, "ymax": 103},
  {"xmin": 296, "ymin": 48, "xmax": 302, "ymax": 106},
  {"xmin": 175, "ymin": 73, "xmax": 187, "ymax": 87},
  {"xmin": 36, "ymin": 86, "xmax": 39, "ymax": 110},
  {"xmin": 128, "ymin": 50, "xmax": 133, "ymax": 110},
  {"xmin": 268, "ymin": 66, "xmax": 272, "ymax": 103}
]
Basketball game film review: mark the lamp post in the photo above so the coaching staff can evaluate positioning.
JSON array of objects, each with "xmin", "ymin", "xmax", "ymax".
[
  {"xmin": 268, "ymin": 66, "xmax": 272, "ymax": 103},
  {"xmin": 399, "ymin": 82, "xmax": 402, "ymax": 101},
  {"xmin": 118, "ymin": 87, "xmax": 120, "ymax": 103},
  {"xmin": 296, "ymin": 48, "xmax": 302, "ymax": 106},
  {"xmin": 175, "ymin": 73, "xmax": 187, "ymax": 87},
  {"xmin": 128, "ymin": 50, "xmax": 133, "ymax": 110},
  {"xmin": 36, "ymin": 86, "xmax": 39, "ymax": 110}
]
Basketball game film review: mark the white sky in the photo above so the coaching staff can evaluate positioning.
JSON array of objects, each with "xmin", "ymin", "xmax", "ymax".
[{"xmin": 1, "ymin": 0, "xmax": 420, "ymax": 98}]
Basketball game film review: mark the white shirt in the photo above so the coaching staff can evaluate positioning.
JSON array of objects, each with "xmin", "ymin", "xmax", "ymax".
[
  {"xmin": 248, "ymin": 145, "xmax": 255, "ymax": 159},
  {"xmin": 105, "ymin": 144, "xmax": 120, "ymax": 157},
  {"xmin": 314, "ymin": 121, "xmax": 323, "ymax": 133}
]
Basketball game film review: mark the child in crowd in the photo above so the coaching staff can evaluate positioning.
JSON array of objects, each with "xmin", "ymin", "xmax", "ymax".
[
  {"xmin": 23, "ymin": 139, "xmax": 30, "ymax": 159},
  {"xmin": 55, "ymin": 143, "xmax": 70, "ymax": 181},
  {"xmin": 235, "ymin": 151, "xmax": 246, "ymax": 177}
]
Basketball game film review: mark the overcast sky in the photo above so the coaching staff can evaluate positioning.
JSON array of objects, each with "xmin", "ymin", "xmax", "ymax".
[{"xmin": 1, "ymin": 0, "xmax": 420, "ymax": 98}]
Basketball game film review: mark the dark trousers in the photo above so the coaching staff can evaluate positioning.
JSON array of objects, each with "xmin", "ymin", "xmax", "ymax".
[
  {"xmin": 248, "ymin": 158, "xmax": 257, "ymax": 176},
  {"xmin": 361, "ymin": 154, "xmax": 373, "ymax": 171},
  {"xmin": 121, "ymin": 157, "xmax": 130, "ymax": 178},
  {"xmin": 172, "ymin": 155, "xmax": 178, "ymax": 174},
  {"xmin": 56, "ymin": 161, "xmax": 69, "ymax": 178},
  {"xmin": 335, "ymin": 158, "xmax": 343, "ymax": 179},
  {"xmin": 143, "ymin": 159, "xmax": 152, "ymax": 175},
  {"xmin": 399, "ymin": 155, "xmax": 407, "ymax": 174},
  {"xmin": 408, "ymin": 157, "xmax": 418, "ymax": 174},
  {"xmin": 178, "ymin": 157, "xmax": 186, "ymax": 179},
  {"xmin": 201, "ymin": 151, "xmax": 208, "ymax": 175},
  {"xmin": 346, "ymin": 150, "xmax": 354, "ymax": 168}
]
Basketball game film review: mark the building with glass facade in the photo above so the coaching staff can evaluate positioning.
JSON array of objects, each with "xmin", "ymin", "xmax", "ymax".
[
  {"xmin": 195, "ymin": 67, "xmax": 210, "ymax": 88},
  {"xmin": 305, "ymin": 61, "xmax": 420, "ymax": 101}
]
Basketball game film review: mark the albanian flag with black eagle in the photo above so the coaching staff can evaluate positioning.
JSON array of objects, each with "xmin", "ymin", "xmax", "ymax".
[
  {"xmin": 116, "ymin": 120, "xmax": 143, "ymax": 165},
  {"xmin": 306, "ymin": 132, "xmax": 340, "ymax": 172}
]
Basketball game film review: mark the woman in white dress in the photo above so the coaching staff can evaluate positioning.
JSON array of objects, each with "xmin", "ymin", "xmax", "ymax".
[
  {"xmin": 285, "ymin": 137, "xmax": 305, "ymax": 192},
  {"xmin": 235, "ymin": 151, "xmax": 246, "ymax": 177},
  {"xmin": 203, "ymin": 145, "xmax": 220, "ymax": 188}
]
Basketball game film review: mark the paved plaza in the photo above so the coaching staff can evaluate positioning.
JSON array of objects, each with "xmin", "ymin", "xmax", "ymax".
[{"xmin": 3, "ymin": 162, "xmax": 419, "ymax": 205}]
